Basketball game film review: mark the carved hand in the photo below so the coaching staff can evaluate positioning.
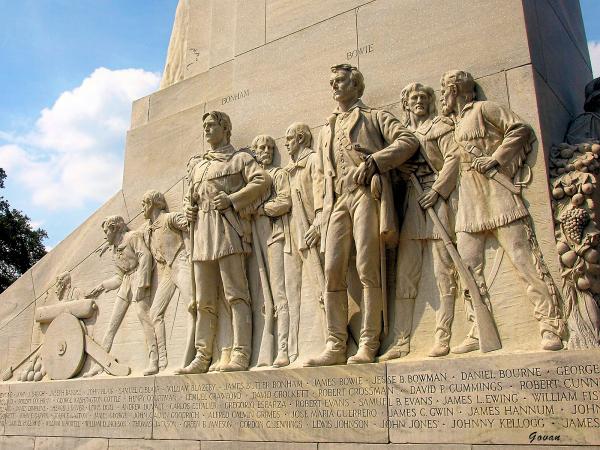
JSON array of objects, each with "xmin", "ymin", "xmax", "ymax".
[
  {"xmin": 185, "ymin": 204, "xmax": 198, "ymax": 222},
  {"xmin": 256, "ymin": 205, "xmax": 265, "ymax": 216},
  {"xmin": 133, "ymin": 286, "xmax": 149, "ymax": 303},
  {"xmin": 187, "ymin": 300, "xmax": 197, "ymax": 313},
  {"xmin": 471, "ymin": 156, "xmax": 498, "ymax": 173},
  {"xmin": 354, "ymin": 157, "xmax": 378, "ymax": 185},
  {"xmin": 305, "ymin": 224, "xmax": 321, "ymax": 248},
  {"xmin": 213, "ymin": 191, "xmax": 232, "ymax": 210},
  {"xmin": 85, "ymin": 284, "xmax": 105, "ymax": 299},
  {"xmin": 418, "ymin": 189, "xmax": 439, "ymax": 210}
]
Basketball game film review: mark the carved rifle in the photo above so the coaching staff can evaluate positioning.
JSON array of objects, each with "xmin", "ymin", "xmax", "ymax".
[
  {"xmin": 251, "ymin": 220, "xmax": 276, "ymax": 366},
  {"xmin": 295, "ymin": 190, "xmax": 327, "ymax": 337},
  {"xmin": 409, "ymin": 173, "xmax": 501, "ymax": 352},
  {"xmin": 184, "ymin": 183, "xmax": 197, "ymax": 367}
]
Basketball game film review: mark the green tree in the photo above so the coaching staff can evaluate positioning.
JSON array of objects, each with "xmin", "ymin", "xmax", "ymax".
[{"xmin": 0, "ymin": 168, "xmax": 47, "ymax": 292}]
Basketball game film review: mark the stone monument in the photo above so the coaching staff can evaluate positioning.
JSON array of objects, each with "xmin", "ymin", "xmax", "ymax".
[{"xmin": 1, "ymin": 1, "xmax": 598, "ymax": 448}]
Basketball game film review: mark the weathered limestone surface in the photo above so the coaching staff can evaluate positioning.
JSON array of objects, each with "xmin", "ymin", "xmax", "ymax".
[
  {"xmin": 34, "ymin": 437, "xmax": 108, "ymax": 450},
  {"xmin": 0, "ymin": 0, "xmax": 596, "ymax": 448}
]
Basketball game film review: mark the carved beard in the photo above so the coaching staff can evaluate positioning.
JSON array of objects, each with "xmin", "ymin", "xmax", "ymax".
[{"xmin": 441, "ymin": 104, "xmax": 453, "ymax": 117}]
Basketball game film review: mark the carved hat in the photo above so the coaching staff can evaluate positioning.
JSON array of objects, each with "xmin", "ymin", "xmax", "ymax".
[{"xmin": 584, "ymin": 77, "xmax": 600, "ymax": 112}]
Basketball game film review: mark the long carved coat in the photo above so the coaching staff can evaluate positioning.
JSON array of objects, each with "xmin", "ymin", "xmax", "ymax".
[
  {"xmin": 400, "ymin": 117, "xmax": 460, "ymax": 240},
  {"xmin": 316, "ymin": 100, "xmax": 419, "ymax": 251},
  {"xmin": 454, "ymin": 101, "xmax": 532, "ymax": 233},
  {"xmin": 285, "ymin": 148, "xmax": 324, "ymax": 251},
  {"xmin": 184, "ymin": 144, "xmax": 270, "ymax": 261}
]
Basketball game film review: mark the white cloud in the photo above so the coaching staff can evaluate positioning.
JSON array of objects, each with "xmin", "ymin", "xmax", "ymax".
[
  {"xmin": 589, "ymin": 41, "xmax": 600, "ymax": 78},
  {"xmin": 0, "ymin": 67, "xmax": 160, "ymax": 210}
]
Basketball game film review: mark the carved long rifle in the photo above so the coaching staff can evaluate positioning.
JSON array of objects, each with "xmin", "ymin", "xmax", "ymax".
[
  {"xmin": 409, "ymin": 173, "xmax": 501, "ymax": 352},
  {"xmin": 251, "ymin": 220, "xmax": 275, "ymax": 366},
  {"xmin": 295, "ymin": 190, "xmax": 327, "ymax": 337},
  {"xmin": 183, "ymin": 182, "xmax": 198, "ymax": 367}
]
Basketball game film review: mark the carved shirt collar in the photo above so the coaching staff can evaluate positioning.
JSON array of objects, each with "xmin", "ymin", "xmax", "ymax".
[
  {"xmin": 286, "ymin": 147, "xmax": 314, "ymax": 172},
  {"xmin": 332, "ymin": 99, "xmax": 370, "ymax": 116},
  {"xmin": 204, "ymin": 143, "xmax": 236, "ymax": 162}
]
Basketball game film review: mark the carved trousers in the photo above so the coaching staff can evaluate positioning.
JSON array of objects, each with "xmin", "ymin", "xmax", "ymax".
[
  {"xmin": 394, "ymin": 237, "xmax": 457, "ymax": 351},
  {"xmin": 266, "ymin": 240, "xmax": 290, "ymax": 352},
  {"xmin": 150, "ymin": 253, "xmax": 191, "ymax": 357},
  {"xmin": 193, "ymin": 253, "xmax": 251, "ymax": 359},
  {"xmin": 456, "ymin": 218, "xmax": 563, "ymax": 337},
  {"xmin": 324, "ymin": 188, "xmax": 381, "ymax": 291}
]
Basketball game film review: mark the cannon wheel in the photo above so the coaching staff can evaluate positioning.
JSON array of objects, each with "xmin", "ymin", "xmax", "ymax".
[{"xmin": 41, "ymin": 312, "xmax": 85, "ymax": 380}]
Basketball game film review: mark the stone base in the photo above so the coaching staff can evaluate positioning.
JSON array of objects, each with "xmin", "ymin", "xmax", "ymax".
[{"xmin": 1, "ymin": 350, "xmax": 599, "ymax": 447}]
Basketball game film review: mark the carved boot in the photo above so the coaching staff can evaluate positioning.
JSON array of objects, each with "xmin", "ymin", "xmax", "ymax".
[
  {"xmin": 273, "ymin": 303, "xmax": 290, "ymax": 368},
  {"xmin": 451, "ymin": 336, "xmax": 479, "ymax": 354},
  {"xmin": 221, "ymin": 301, "xmax": 252, "ymax": 372},
  {"xmin": 429, "ymin": 294, "xmax": 454, "ymax": 357},
  {"xmin": 143, "ymin": 344, "xmax": 159, "ymax": 376},
  {"xmin": 378, "ymin": 298, "xmax": 414, "ymax": 361},
  {"xmin": 541, "ymin": 331, "xmax": 563, "ymax": 351},
  {"xmin": 175, "ymin": 309, "xmax": 217, "ymax": 375},
  {"xmin": 304, "ymin": 291, "xmax": 348, "ymax": 367},
  {"xmin": 210, "ymin": 347, "xmax": 231, "ymax": 372},
  {"xmin": 175, "ymin": 354, "xmax": 211, "ymax": 374},
  {"xmin": 348, "ymin": 287, "xmax": 382, "ymax": 364}
]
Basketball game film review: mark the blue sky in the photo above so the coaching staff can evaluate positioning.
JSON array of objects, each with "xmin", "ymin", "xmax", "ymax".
[{"xmin": 0, "ymin": 1, "xmax": 599, "ymax": 249}]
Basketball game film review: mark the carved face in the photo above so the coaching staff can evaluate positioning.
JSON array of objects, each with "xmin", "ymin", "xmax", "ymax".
[
  {"xmin": 330, "ymin": 70, "xmax": 358, "ymax": 105},
  {"xmin": 407, "ymin": 89, "xmax": 430, "ymax": 118},
  {"xmin": 285, "ymin": 129, "xmax": 301, "ymax": 157},
  {"xmin": 103, "ymin": 223, "xmax": 119, "ymax": 245},
  {"xmin": 203, "ymin": 117, "xmax": 226, "ymax": 147},
  {"xmin": 440, "ymin": 83, "xmax": 457, "ymax": 116},
  {"xmin": 142, "ymin": 197, "xmax": 153, "ymax": 220},
  {"xmin": 254, "ymin": 137, "xmax": 275, "ymax": 166}
]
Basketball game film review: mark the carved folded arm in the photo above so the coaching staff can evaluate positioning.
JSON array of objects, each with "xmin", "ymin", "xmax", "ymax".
[
  {"xmin": 431, "ymin": 132, "xmax": 460, "ymax": 200},
  {"xmin": 263, "ymin": 170, "xmax": 292, "ymax": 218},
  {"xmin": 371, "ymin": 110, "xmax": 420, "ymax": 173},
  {"xmin": 229, "ymin": 157, "xmax": 270, "ymax": 213},
  {"xmin": 482, "ymin": 101, "xmax": 531, "ymax": 167}
]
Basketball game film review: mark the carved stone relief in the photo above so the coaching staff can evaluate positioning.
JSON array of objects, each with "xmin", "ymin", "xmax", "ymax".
[
  {"xmin": 6, "ymin": 67, "xmax": 588, "ymax": 383},
  {"xmin": 549, "ymin": 76, "xmax": 600, "ymax": 350}
]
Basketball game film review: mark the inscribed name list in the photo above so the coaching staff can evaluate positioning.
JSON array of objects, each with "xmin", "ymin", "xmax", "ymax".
[
  {"xmin": 387, "ymin": 350, "xmax": 600, "ymax": 446},
  {"xmin": 4, "ymin": 377, "xmax": 154, "ymax": 438},
  {"xmin": 154, "ymin": 364, "xmax": 388, "ymax": 442}
]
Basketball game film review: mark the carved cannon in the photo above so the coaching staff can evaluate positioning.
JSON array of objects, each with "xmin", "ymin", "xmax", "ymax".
[{"xmin": 35, "ymin": 299, "xmax": 130, "ymax": 380}]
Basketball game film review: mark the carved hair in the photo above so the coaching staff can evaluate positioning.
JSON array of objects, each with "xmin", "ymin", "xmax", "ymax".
[
  {"xmin": 331, "ymin": 64, "xmax": 365, "ymax": 98},
  {"xmin": 251, "ymin": 134, "xmax": 277, "ymax": 152},
  {"xmin": 101, "ymin": 215, "xmax": 128, "ymax": 233},
  {"xmin": 440, "ymin": 69, "xmax": 476, "ymax": 102},
  {"xmin": 286, "ymin": 122, "xmax": 313, "ymax": 149},
  {"xmin": 142, "ymin": 189, "xmax": 167, "ymax": 211},
  {"xmin": 400, "ymin": 82, "xmax": 437, "ymax": 117},
  {"xmin": 56, "ymin": 272, "xmax": 71, "ymax": 285},
  {"xmin": 202, "ymin": 110, "xmax": 232, "ymax": 141}
]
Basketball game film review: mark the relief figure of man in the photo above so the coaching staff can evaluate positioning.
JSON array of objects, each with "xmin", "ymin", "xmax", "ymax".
[
  {"xmin": 84, "ymin": 215, "xmax": 158, "ymax": 376},
  {"xmin": 142, "ymin": 189, "xmax": 191, "ymax": 372},
  {"xmin": 252, "ymin": 134, "xmax": 293, "ymax": 367},
  {"xmin": 440, "ymin": 69, "xmax": 565, "ymax": 353},
  {"xmin": 177, "ymin": 111, "xmax": 269, "ymax": 374},
  {"xmin": 284, "ymin": 122, "xmax": 325, "ymax": 361},
  {"xmin": 380, "ymin": 82, "xmax": 460, "ymax": 360},
  {"xmin": 305, "ymin": 64, "xmax": 419, "ymax": 366}
]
